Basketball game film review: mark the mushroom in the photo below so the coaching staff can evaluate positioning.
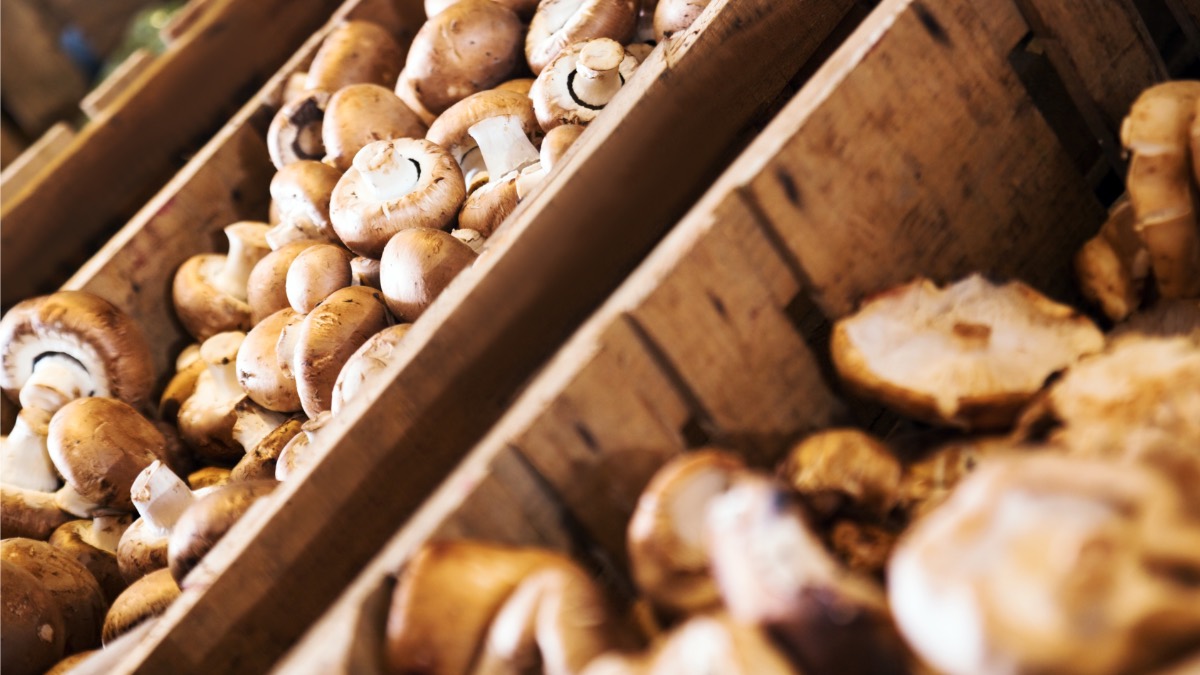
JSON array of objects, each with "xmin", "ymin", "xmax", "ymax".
[
  {"xmin": 777, "ymin": 429, "xmax": 901, "ymax": 521},
  {"xmin": 329, "ymin": 138, "xmax": 467, "ymax": 258},
  {"xmin": 292, "ymin": 286, "xmax": 391, "ymax": 418},
  {"xmin": 1109, "ymin": 298, "xmax": 1200, "ymax": 340},
  {"xmin": 230, "ymin": 415, "xmax": 304, "ymax": 481},
  {"xmin": 1075, "ymin": 197, "xmax": 1150, "ymax": 322},
  {"xmin": 158, "ymin": 348, "xmax": 206, "ymax": 426},
  {"xmin": 380, "ymin": 228, "xmax": 478, "ymax": 322},
  {"xmin": 2, "ymin": 538, "xmax": 108, "ymax": 653},
  {"xmin": 101, "ymin": 568, "xmax": 179, "ymax": 645},
  {"xmin": 1121, "ymin": 81, "xmax": 1200, "ymax": 299},
  {"xmin": 397, "ymin": 0, "xmax": 525, "ymax": 116},
  {"xmin": 187, "ymin": 466, "xmax": 231, "ymax": 489},
  {"xmin": 237, "ymin": 308, "xmax": 303, "ymax": 413},
  {"xmin": 351, "ymin": 256, "xmax": 382, "ymax": 289},
  {"xmin": 451, "ymin": 228, "xmax": 486, "ymax": 253},
  {"xmin": 889, "ymin": 453, "xmax": 1200, "ymax": 675},
  {"xmin": 515, "ymin": 123, "xmax": 585, "ymax": 200},
  {"xmin": 1, "ymin": 560, "xmax": 66, "ymax": 675},
  {"xmin": 458, "ymin": 178, "xmax": 520, "ymax": 238},
  {"xmin": 172, "ymin": 222, "xmax": 272, "ymax": 341},
  {"xmin": 305, "ymin": 20, "xmax": 405, "ymax": 94},
  {"xmin": 50, "ymin": 516, "xmax": 131, "ymax": 604},
  {"xmin": 167, "ymin": 479, "xmax": 278, "ymax": 588},
  {"xmin": 267, "ymin": 161, "xmax": 343, "ymax": 249},
  {"xmin": 331, "ymin": 324, "xmax": 412, "ymax": 415},
  {"xmin": 267, "ymin": 91, "xmax": 332, "ymax": 170},
  {"xmin": 526, "ymin": 0, "xmax": 638, "ymax": 75},
  {"xmin": 1, "ymin": 407, "xmax": 58, "ymax": 492},
  {"xmin": 247, "ymin": 240, "xmax": 323, "ymax": 324},
  {"xmin": 653, "ymin": 0, "xmax": 710, "ymax": 42},
  {"xmin": 286, "ymin": 243, "xmax": 355, "ymax": 313},
  {"xmin": 426, "ymin": 89, "xmax": 541, "ymax": 194},
  {"xmin": 116, "ymin": 461, "xmax": 201, "ymax": 583},
  {"xmin": 324, "ymin": 83, "xmax": 427, "ymax": 172},
  {"xmin": 0, "ymin": 290, "xmax": 154, "ymax": 414},
  {"xmin": 1, "ymin": 482, "xmax": 71, "ymax": 539},
  {"xmin": 496, "ymin": 78, "xmax": 536, "ymax": 95},
  {"xmin": 626, "ymin": 449, "xmax": 747, "ymax": 616},
  {"xmin": 897, "ymin": 435, "xmax": 1017, "ymax": 519},
  {"xmin": 830, "ymin": 275, "xmax": 1105, "ymax": 430},
  {"xmin": 273, "ymin": 413, "xmax": 327, "ymax": 482},
  {"xmin": 531, "ymin": 38, "xmax": 639, "ymax": 131},
  {"xmin": 425, "ymin": 0, "xmax": 540, "ymax": 20}
]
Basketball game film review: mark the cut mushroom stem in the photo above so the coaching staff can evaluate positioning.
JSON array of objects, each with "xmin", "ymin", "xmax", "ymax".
[
  {"xmin": 572, "ymin": 39, "xmax": 626, "ymax": 106},
  {"xmin": 354, "ymin": 142, "xmax": 422, "ymax": 202},
  {"xmin": 130, "ymin": 462, "xmax": 195, "ymax": 536},
  {"xmin": 0, "ymin": 411, "xmax": 58, "ymax": 492},
  {"xmin": 18, "ymin": 355, "xmax": 93, "ymax": 413},
  {"xmin": 469, "ymin": 115, "xmax": 541, "ymax": 180}
]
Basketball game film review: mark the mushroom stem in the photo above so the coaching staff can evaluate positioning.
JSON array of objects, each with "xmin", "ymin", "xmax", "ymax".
[
  {"xmin": 55, "ymin": 482, "xmax": 104, "ymax": 518},
  {"xmin": 212, "ymin": 225, "xmax": 269, "ymax": 301},
  {"xmin": 201, "ymin": 333, "xmax": 247, "ymax": 402},
  {"xmin": 468, "ymin": 115, "xmax": 540, "ymax": 181},
  {"xmin": 459, "ymin": 146, "xmax": 490, "ymax": 193},
  {"xmin": 354, "ymin": 142, "xmax": 421, "ymax": 202},
  {"xmin": 0, "ymin": 413, "xmax": 59, "ymax": 492},
  {"xmin": 19, "ymin": 355, "xmax": 94, "ymax": 413},
  {"xmin": 131, "ymin": 461, "xmax": 195, "ymax": 536},
  {"xmin": 571, "ymin": 40, "xmax": 626, "ymax": 108},
  {"xmin": 87, "ymin": 515, "xmax": 130, "ymax": 553},
  {"xmin": 231, "ymin": 404, "xmax": 289, "ymax": 454}
]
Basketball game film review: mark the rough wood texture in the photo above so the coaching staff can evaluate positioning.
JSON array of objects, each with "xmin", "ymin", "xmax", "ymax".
[
  {"xmin": 0, "ymin": 118, "xmax": 29, "ymax": 169},
  {"xmin": 0, "ymin": 0, "xmax": 345, "ymax": 307},
  {"xmin": 80, "ymin": 49, "xmax": 157, "ymax": 119},
  {"xmin": 47, "ymin": 0, "xmax": 160, "ymax": 57},
  {"xmin": 108, "ymin": 0, "xmax": 853, "ymax": 671},
  {"xmin": 0, "ymin": 123, "xmax": 76, "ymax": 199},
  {"xmin": 0, "ymin": 0, "xmax": 88, "ymax": 136}
]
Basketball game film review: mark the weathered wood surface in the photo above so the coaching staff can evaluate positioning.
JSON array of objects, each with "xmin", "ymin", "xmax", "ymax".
[
  {"xmin": 105, "ymin": 0, "xmax": 854, "ymax": 670},
  {"xmin": 0, "ymin": 0, "xmax": 88, "ymax": 136},
  {"xmin": 0, "ymin": 123, "xmax": 76, "ymax": 199},
  {"xmin": 80, "ymin": 49, "xmax": 157, "ymax": 119}
]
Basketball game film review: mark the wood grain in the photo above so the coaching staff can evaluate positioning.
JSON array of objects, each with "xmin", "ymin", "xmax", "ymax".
[
  {"xmin": 80, "ymin": 49, "xmax": 157, "ymax": 119},
  {"xmin": 0, "ymin": 0, "xmax": 87, "ymax": 136},
  {"xmin": 0, "ymin": 123, "xmax": 76, "ymax": 199}
]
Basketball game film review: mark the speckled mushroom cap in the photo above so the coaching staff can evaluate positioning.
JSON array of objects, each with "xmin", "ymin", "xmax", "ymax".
[
  {"xmin": 526, "ymin": 0, "xmax": 638, "ymax": 75},
  {"xmin": 331, "ymin": 323, "xmax": 411, "ymax": 415},
  {"xmin": 329, "ymin": 138, "xmax": 466, "ymax": 258},
  {"xmin": 889, "ymin": 453, "xmax": 1200, "ymax": 675},
  {"xmin": 830, "ymin": 275, "xmax": 1105, "ymax": 430},
  {"xmin": 304, "ymin": 20, "xmax": 405, "ymax": 95},
  {"xmin": 324, "ymin": 84, "xmax": 427, "ymax": 173},
  {"xmin": 293, "ymin": 286, "xmax": 391, "ymax": 419},
  {"xmin": 1, "ymin": 537, "xmax": 107, "ymax": 654},
  {"xmin": 531, "ymin": 38, "xmax": 639, "ymax": 131},
  {"xmin": 236, "ymin": 308, "xmax": 302, "ymax": 413},
  {"xmin": 1, "ymin": 560, "xmax": 66, "ymax": 675},
  {"xmin": 0, "ymin": 291, "xmax": 154, "ymax": 413},
  {"xmin": 653, "ymin": 0, "xmax": 711, "ymax": 42},
  {"xmin": 167, "ymin": 479, "xmax": 278, "ymax": 588}
]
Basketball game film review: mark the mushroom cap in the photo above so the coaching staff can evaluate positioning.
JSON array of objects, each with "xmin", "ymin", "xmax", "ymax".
[
  {"xmin": 273, "ymin": 425, "xmax": 313, "ymax": 482},
  {"xmin": 305, "ymin": 20, "xmax": 405, "ymax": 95},
  {"xmin": 177, "ymin": 332, "xmax": 247, "ymax": 465},
  {"xmin": 1, "ymin": 560, "xmax": 66, "ymax": 675},
  {"xmin": 458, "ymin": 174, "xmax": 519, "ymax": 238},
  {"xmin": 187, "ymin": 466, "xmax": 231, "ymax": 490},
  {"xmin": 50, "ymin": 518, "xmax": 129, "ymax": 604},
  {"xmin": 652, "ymin": 0, "xmax": 711, "ymax": 42},
  {"xmin": 351, "ymin": 256, "xmax": 383, "ymax": 290},
  {"xmin": 330, "ymin": 138, "xmax": 467, "ymax": 258},
  {"xmin": 167, "ymin": 479, "xmax": 278, "ymax": 587},
  {"xmin": 496, "ymin": 78, "xmax": 536, "ymax": 95},
  {"xmin": 426, "ymin": 0, "xmax": 540, "ymax": 19},
  {"xmin": 531, "ymin": 39, "xmax": 640, "ymax": 131},
  {"xmin": 830, "ymin": 275, "xmax": 1105, "ymax": 430},
  {"xmin": 101, "ymin": 568, "xmax": 179, "ymax": 645},
  {"xmin": 1, "ymin": 485, "xmax": 72, "ymax": 540},
  {"xmin": 0, "ymin": 291, "xmax": 154, "ymax": 412},
  {"xmin": 1075, "ymin": 198, "xmax": 1148, "ymax": 322},
  {"xmin": 229, "ymin": 415, "xmax": 304, "ymax": 482},
  {"xmin": 1, "ymin": 537, "xmax": 108, "ymax": 653},
  {"xmin": 286, "ymin": 244, "xmax": 355, "ymax": 314},
  {"xmin": 331, "ymin": 324, "xmax": 412, "ymax": 415},
  {"xmin": 540, "ymin": 123, "xmax": 585, "ymax": 170},
  {"xmin": 323, "ymin": 83, "xmax": 427, "ymax": 172},
  {"xmin": 247, "ymin": 240, "xmax": 323, "ymax": 324},
  {"xmin": 115, "ymin": 517, "xmax": 168, "ymax": 585},
  {"xmin": 889, "ymin": 453, "xmax": 1200, "ymax": 675},
  {"xmin": 526, "ymin": 0, "xmax": 638, "ymax": 75},
  {"xmin": 173, "ymin": 255, "xmax": 254, "ymax": 340},
  {"xmin": 1110, "ymin": 298, "xmax": 1200, "ymax": 341},
  {"xmin": 426, "ymin": 89, "xmax": 540, "ymax": 164},
  {"xmin": 237, "ymin": 308, "xmax": 303, "ymax": 413},
  {"xmin": 380, "ymin": 227, "xmax": 478, "ymax": 322},
  {"xmin": 627, "ymin": 449, "xmax": 746, "ymax": 616},
  {"xmin": 267, "ymin": 90, "xmax": 331, "ymax": 170},
  {"xmin": 897, "ymin": 435, "xmax": 1017, "ymax": 520},
  {"xmin": 399, "ymin": 0, "xmax": 525, "ymax": 115},
  {"xmin": 293, "ymin": 286, "xmax": 392, "ymax": 418},
  {"xmin": 268, "ymin": 161, "xmax": 343, "ymax": 247},
  {"xmin": 777, "ymin": 428, "xmax": 902, "ymax": 521},
  {"xmin": 158, "ymin": 357, "xmax": 206, "ymax": 426}
]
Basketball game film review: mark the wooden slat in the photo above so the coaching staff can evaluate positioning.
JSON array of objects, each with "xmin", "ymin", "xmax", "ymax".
[
  {"xmin": 0, "ymin": 123, "xmax": 77, "ymax": 199},
  {"xmin": 0, "ymin": 0, "xmax": 346, "ymax": 307},
  {"xmin": 0, "ymin": 118, "xmax": 29, "ymax": 169},
  {"xmin": 109, "ymin": 0, "xmax": 854, "ymax": 670},
  {"xmin": 80, "ymin": 49, "xmax": 157, "ymax": 119},
  {"xmin": 46, "ymin": 0, "xmax": 159, "ymax": 57},
  {"xmin": 0, "ymin": 0, "xmax": 87, "ymax": 136}
]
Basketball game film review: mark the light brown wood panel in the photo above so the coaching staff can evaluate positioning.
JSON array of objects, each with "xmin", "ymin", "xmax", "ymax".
[
  {"xmin": 80, "ymin": 49, "xmax": 157, "ymax": 119},
  {"xmin": 0, "ymin": 0, "xmax": 87, "ymax": 136},
  {"xmin": 0, "ymin": 123, "xmax": 76, "ymax": 199},
  {"xmin": 47, "ymin": 0, "xmax": 159, "ymax": 57},
  {"xmin": 0, "ymin": 118, "xmax": 29, "ymax": 169}
]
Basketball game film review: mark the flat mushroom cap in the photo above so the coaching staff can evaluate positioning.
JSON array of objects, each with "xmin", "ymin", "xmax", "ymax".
[
  {"xmin": 48, "ymin": 398, "xmax": 167, "ymax": 514},
  {"xmin": 293, "ymin": 286, "xmax": 392, "ymax": 419},
  {"xmin": 101, "ymin": 568, "xmax": 179, "ymax": 645},
  {"xmin": 379, "ymin": 228, "xmax": 478, "ymax": 322},
  {"xmin": 831, "ymin": 275, "xmax": 1105, "ymax": 430},
  {"xmin": 304, "ymin": 20, "xmax": 405, "ymax": 95},
  {"xmin": 324, "ymin": 83, "xmax": 427, "ymax": 172},
  {"xmin": 889, "ymin": 453, "xmax": 1200, "ymax": 675},
  {"xmin": 331, "ymin": 324, "xmax": 412, "ymax": 415},
  {"xmin": 526, "ymin": 0, "xmax": 638, "ymax": 75},
  {"xmin": 0, "ymin": 291, "xmax": 154, "ymax": 412},
  {"xmin": 531, "ymin": 38, "xmax": 640, "ymax": 131},
  {"xmin": 330, "ymin": 138, "xmax": 467, "ymax": 258},
  {"xmin": 1, "ymin": 560, "xmax": 66, "ymax": 675},
  {"xmin": 167, "ymin": 479, "xmax": 278, "ymax": 587}
]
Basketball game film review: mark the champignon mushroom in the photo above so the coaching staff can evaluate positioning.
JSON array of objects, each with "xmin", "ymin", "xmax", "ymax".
[
  {"xmin": 1075, "ymin": 197, "xmax": 1150, "ymax": 322},
  {"xmin": 116, "ymin": 461, "xmax": 201, "ymax": 583},
  {"xmin": 101, "ymin": 568, "xmax": 179, "ymax": 645},
  {"xmin": 496, "ymin": 77, "xmax": 536, "ymax": 95},
  {"xmin": 531, "ymin": 38, "xmax": 639, "ymax": 131},
  {"xmin": 777, "ymin": 429, "xmax": 901, "ymax": 521},
  {"xmin": 830, "ymin": 275, "xmax": 1105, "ymax": 430},
  {"xmin": 1, "ymin": 407, "xmax": 58, "ymax": 492},
  {"xmin": 526, "ymin": 0, "xmax": 638, "ymax": 75},
  {"xmin": 267, "ymin": 91, "xmax": 332, "ymax": 170},
  {"xmin": 273, "ymin": 412, "xmax": 328, "ymax": 482},
  {"xmin": 172, "ymin": 222, "xmax": 272, "ymax": 341},
  {"xmin": 236, "ymin": 308, "xmax": 303, "ymax": 413},
  {"xmin": 627, "ymin": 449, "xmax": 747, "ymax": 616},
  {"xmin": 397, "ymin": 0, "xmax": 525, "ymax": 116},
  {"xmin": 2, "ymin": 538, "xmax": 108, "ymax": 653},
  {"xmin": 331, "ymin": 324, "xmax": 412, "ymax": 415},
  {"xmin": 515, "ymin": 123, "xmax": 585, "ymax": 200},
  {"xmin": 293, "ymin": 286, "xmax": 391, "ymax": 418},
  {"xmin": 329, "ymin": 138, "xmax": 467, "ymax": 258},
  {"xmin": 1, "ymin": 560, "xmax": 66, "ymax": 675},
  {"xmin": 304, "ymin": 20, "xmax": 405, "ymax": 95},
  {"xmin": 425, "ymin": 0, "xmax": 539, "ymax": 19},
  {"xmin": 286, "ymin": 243, "xmax": 355, "ymax": 314},
  {"xmin": 324, "ymin": 84, "xmax": 427, "ymax": 172},
  {"xmin": 187, "ymin": 466, "xmax": 231, "ymax": 489},
  {"xmin": 379, "ymin": 228, "xmax": 477, "ymax": 322},
  {"xmin": 351, "ymin": 256, "xmax": 382, "ymax": 290},
  {"xmin": 50, "ymin": 516, "xmax": 131, "ymax": 604},
  {"xmin": 267, "ymin": 161, "xmax": 343, "ymax": 249},
  {"xmin": 1, "ymin": 482, "xmax": 71, "ymax": 539},
  {"xmin": 247, "ymin": 240, "xmax": 323, "ymax": 324},
  {"xmin": 230, "ymin": 415, "xmax": 304, "ymax": 482},
  {"xmin": 167, "ymin": 479, "xmax": 278, "ymax": 588},
  {"xmin": 458, "ymin": 178, "xmax": 520, "ymax": 238},
  {"xmin": 158, "ymin": 350, "xmax": 206, "ymax": 426},
  {"xmin": 426, "ymin": 89, "xmax": 541, "ymax": 194},
  {"xmin": 653, "ymin": 0, "xmax": 710, "ymax": 42}
]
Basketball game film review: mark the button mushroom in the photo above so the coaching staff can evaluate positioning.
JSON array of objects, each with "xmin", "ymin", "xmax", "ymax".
[
  {"xmin": 1, "ymin": 479, "xmax": 71, "ymax": 540},
  {"xmin": 286, "ymin": 243, "xmax": 355, "ymax": 314},
  {"xmin": 116, "ymin": 461, "xmax": 201, "ymax": 583},
  {"xmin": 49, "ymin": 516, "xmax": 131, "ymax": 604},
  {"xmin": 351, "ymin": 256, "xmax": 382, "ymax": 290},
  {"xmin": 331, "ymin": 324, "xmax": 411, "ymax": 415},
  {"xmin": 1075, "ymin": 197, "xmax": 1150, "ymax": 322},
  {"xmin": 653, "ymin": 0, "xmax": 710, "ymax": 42},
  {"xmin": 167, "ymin": 479, "xmax": 278, "ymax": 588},
  {"xmin": 247, "ymin": 240, "xmax": 323, "ymax": 324},
  {"xmin": 379, "ymin": 227, "xmax": 478, "ymax": 322},
  {"xmin": 304, "ymin": 20, "xmax": 405, "ymax": 95},
  {"xmin": 1, "ymin": 538, "xmax": 108, "ymax": 653},
  {"xmin": 101, "ymin": 568, "xmax": 179, "ymax": 645},
  {"xmin": 172, "ymin": 222, "xmax": 273, "ymax": 341},
  {"xmin": 267, "ymin": 91, "xmax": 332, "ymax": 170},
  {"xmin": 515, "ymin": 123, "xmax": 585, "ymax": 200},
  {"xmin": 267, "ymin": 161, "xmax": 343, "ymax": 249},
  {"xmin": 531, "ymin": 38, "xmax": 639, "ymax": 132},
  {"xmin": 187, "ymin": 466, "xmax": 231, "ymax": 490},
  {"xmin": 329, "ymin": 138, "xmax": 467, "ymax": 258},
  {"xmin": 230, "ymin": 415, "xmax": 303, "ymax": 482},
  {"xmin": 324, "ymin": 83, "xmax": 427, "ymax": 172},
  {"xmin": 273, "ymin": 412, "xmax": 329, "ymax": 482},
  {"xmin": 1, "ymin": 560, "xmax": 66, "ymax": 675},
  {"xmin": 427, "ymin": 89, "xmax": 542, "ymax": 195},
  {"xmin": 236, "ymin": 308, "xmax": 303, "ymax": 413},
  {"xmin": 293, "ymin": 286, "xmax": 391, "ymax": 418},
  {"xmin": 526, "ymin": 0, "xmax": 638, "ymax": 76},
  {"xmin": 777, "ymin": 429, "xmax": 902, "ymax": 522}
]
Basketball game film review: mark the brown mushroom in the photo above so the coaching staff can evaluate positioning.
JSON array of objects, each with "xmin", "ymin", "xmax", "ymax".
[
  {"xmin": 351, "ymin": 256, "xmax": 383, "ymax": 290},
  {"xmin": 331, "ymin": 324, "xmax": 412, "ymax": 415},
  {"xmin": 273, "ymin": 413, "xmax": 326, "ymax": 482},
  {"xmin": 2, "ymin": 538, "xmax": 107, "ymax": 653},
  {"xmin": 187, "ymin": 466, "xmax": 231, "ymax": 490},
  {"xmin": 286, "ymin": 243, "xmax": 355, "ymax": 313},
  {"xmin": 379, "ymin": 228, "xmax": 478, "ymax": 322},
  {"xmin": 653, "ymin": 0, "xmax": 710, "ymax": 42},
  {"xmin": 50, "ymin": 516, "xmax": 131, "ymax": 605},
  {"xmin": 1, "ymin": 407, "xmax": 58, "ymax": 492},
  {"xmin": 515, "ymin": 123, "xmax": 585, "ymax": 199},
  {"xmin": 230, "ymin": 415, "xmax": 304, "ymax": 481},
  {"xmin": 292, "ymin": 286, "xmax": 391, "ymax": 418},
  {"xmin": 496, "ymin": 77, "xmax": 536, "ymax": 95},
  {"xmin": 458, "ymin": 176, "xmax": 520, "ymax": 237},
  {"xmin": 324, "ymin": 83, "xmax": 427, "ymax": 172},
  {"xmin": 247, "ymin": 240, "xmax": 323, "ymax": 324},
  {"xmin": 101, "ymin": 568, "xmax": 179, "ymax": 645},
  {"xmin": 777, "ymin": 429, "xmax": 901, "ymax": 521},
  {"xmin": 531, "ymin": 38, "xmax": 639, "ymax": 131},
  {"xmin": 526, "ymin": 0, "xmax": 638, "ymax": 75},
  {"xmin": 117, "ymin": 461, "xmax": 201, "ymax": 583},
  {"xmin": 237, "ymin": 308, "xmax": 303, "ymax": 413},
  {"xmin": 305, "ymin": 20, "xmax": 405, "ymax": 95},
  {"xmin": 267, "ymin": 161, "xmax": 343, "ymax": 249},
  {"xmin": 1075, "ymin": 197, "xmax": 1150, "ymax": 322},
  {"xmin": 425, "ymin": 0, "xmax": 540, "ymax": 20},
  {"xmin": 172, "ymin": 222, "xmax": 272, "ymax": 341},
  {"xmin": 1, "ymin": 560, "xmax": 66, "ymax": 675},
  {"xmin": 267, "ymin": 91, "xmax": 332, "ymax": 170},
  {"xmin": 1, "ymin": 483, "xmax": 71, "ymax": 539},
  {"xmin": 158, "ymin": 351, "xmax": 206, "ymax": 426},
  {"xmin": 167, "ymin": 479, "xmax": 278, "ymax": 588},
  {"xmin": 329, "ymin": 138, "xmax": 467, "ymax": 258},
  {"xmin": 426, "ymin": 89, "xmax": 541, "ymax": 194}
]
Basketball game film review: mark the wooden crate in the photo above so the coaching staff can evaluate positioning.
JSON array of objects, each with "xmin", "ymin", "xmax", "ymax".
[
  {"xmin": 272, "ymin": 0, "xmax": 1181, "ymax": 671},
  {"xmin": 0, "ymin": 0, "xmax": 346, "ymax": 307},
  {"xmin": 26, "ymin": 0, "xmax": 863, "ymax": 670}
]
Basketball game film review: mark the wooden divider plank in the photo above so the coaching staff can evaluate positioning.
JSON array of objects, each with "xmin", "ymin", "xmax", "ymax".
[
  {"xmin": 0, "ymin": 0, "xmax": 87, "ymax": 137},
  {"xmin": 0, "ymin": 119, "xmax": 29, "ymax": 170},
  {"xmin": 0, "ymin": 123, "xmax": 76, "ymax": 199},
  {"xmin": 80, "ymin": 49, "xmax": 157, "ymax": 119},
  {"xmin": 47, "ymin": 0, "xmax": 159, "ymax": 57}
]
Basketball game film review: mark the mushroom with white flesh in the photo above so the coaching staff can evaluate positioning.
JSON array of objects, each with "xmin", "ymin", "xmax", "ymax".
[
  {"xmin": 247, "ymin": 240, "xmax": 323, "ymax": 324},
  {"xmin": 177, "ymin": 331, "xmax": 289, "ymax": 465},
  {"xmin": 777, "ymin": 429, "xmax": 902, "ymax": 522},
  {"xmin": 172, "ymin": 222, "xmax": 273, "ymax": 341},
  {"xmin": 497, "ymin": 77, "xmax": 536, "ymax": 95},
  {"xmin": 101, "ymin": 568, "xmax": 179, "ymax": 645},
  {"xmin": 116, "ymin": 461, "xmax": 207, "ymax": 583},
  {"xmin": 626, "ymin": 449, "xmax": 747, "ymax": 617},
  {"xmin": 1, "ymin": 408, "xmax": 59, "ymax": 500},
  {"xmin": 2, "ymin": 538, "xmax": 108, "ymax": 653},
  {"xmin": 329, "ymin": 138, "xmax": 467, "ymax": 258},
  {"xmin": 351, "ymin": 256, "xmax": 382, "ymax": 289},
  {"xmin": 50, "ymin": 516, "xmax": 131, "ymax": 605},
  {"xmin": 526, "ymin": 0, "xmax": 638, "ymax": 76},
  {"xmin": 1075, "ymin": 197, "xmax": 1150, "ymax": 322},
  {"xmin": 267, "ymin": 161, "xmax": 343, "ymax": 249},
  {"xmin": 304, "ymin": 20, "xmax": 405, "ymax": 96},
  {"xmin": 324, "ymin": 83, "xmax": 427, "ymax": 172},
  {"xmin": 889, "ymin": 453, "xmax": 1200, "ymax": 675},
  {"xmin": 380, "ymin": 227, "xmax": 478, "ymax": 322},
  {"xmin": 830, "ymin": 275, "xmax": 1105, "ymax": 430},
  {"xmin": 293, "ymin": 286, "xmax": 392, "ymax": 418},
  {"xmin": 396, "ymin": 0, "xmax": 525, "ymax": 117},
  {"xmin": 653, "ymin": 0, "xmax": 710, "ymax": 42},
  {"xmin": 532, "ymin": 38, "xmax": 640, "ymax": 132},
  {"xmin": 705, "ymin": 475, "xmax": 910, "ymax": 675},
  {"xmin": 516, "ymin": 123, "xmax": 586, "ymax": 200},
  {"xmin": 236, "ymin": 308, "xmax": 303, "ymax": 413},
  {"xmin": 286, "ymin": 243, "xmax": 355, "ymax": 314},
  {"xmin": 167, "ymin": 479, "xmax": 278, "ymax": 588},
  {"xmin": 231, "ymin": 415, "xmax": 304, "ymax": 481},
  {"xmin": 274, "ymin": 412, "xmax": 329, "ymax": 482},
  {"xmin": 1121, "ymin": 81, "xmax": 1200, "ymax": 299},
  {"xmin": 331, "ymin": 324, "xmax": 412, "ymax": 416},
  {"xmin": 267, "ymin": 91, "xmax": 332, "ymax": 170},
  {"xmin": 1, "ymin": 560, "xmax": 66, "ymax": 675},
  {"xmin": 427, "ymin": 89, "xmax": 542, "ymax": 196}
]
